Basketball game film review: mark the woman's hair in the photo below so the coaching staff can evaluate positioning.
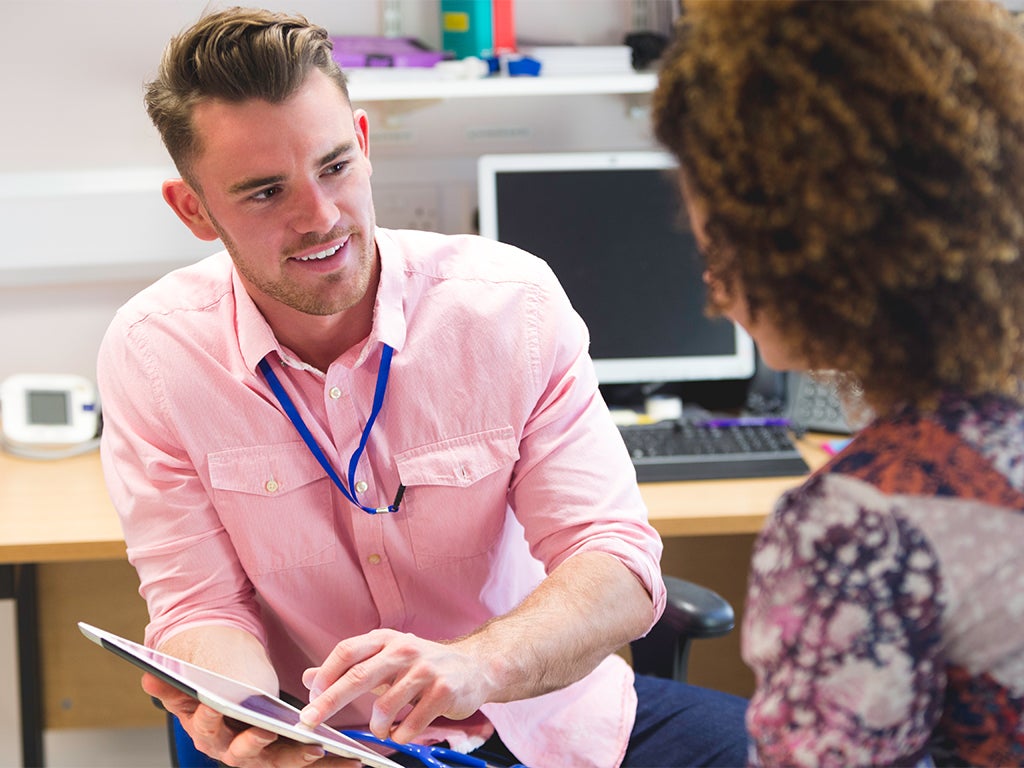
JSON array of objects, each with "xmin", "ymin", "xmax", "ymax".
[
  {"xmin": 144, "ymin": 6, "xmax": 349, "ymax": 185},
  {"xmin": 653, "ymin": 0, "xmax": 1024, "ymax": 412}
]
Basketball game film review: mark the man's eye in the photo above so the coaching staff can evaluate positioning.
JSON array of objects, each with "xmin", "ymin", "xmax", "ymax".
[
  {"xmin": 252, "ymin": 187, "xmax": 280, "ymax": 201},
  {"xmin": 323, "ymin": 162, "xmax": 348, "ymax": 176}
]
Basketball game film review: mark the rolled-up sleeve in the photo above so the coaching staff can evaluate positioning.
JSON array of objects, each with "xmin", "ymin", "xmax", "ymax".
[
  {"xmin": 507, "ymin": 261, "xmax": 666, "ymax": 629},
  {"xmin": 98, "ymin": 309, "xmax": 265, "ymax": 650}
]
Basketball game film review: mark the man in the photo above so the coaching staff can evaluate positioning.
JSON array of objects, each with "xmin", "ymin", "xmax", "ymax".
[{"xmin": 98, "ymin": 8, "xmax": 746, "ymax": 767}]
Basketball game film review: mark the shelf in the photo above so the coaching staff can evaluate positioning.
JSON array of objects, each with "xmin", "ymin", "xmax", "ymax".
[{"xmin": 347, "ymin": 71, "xmax": 657, "ymax": 102}]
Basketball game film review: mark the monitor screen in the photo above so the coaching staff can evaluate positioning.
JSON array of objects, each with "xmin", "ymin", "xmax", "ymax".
[{"xmin": 477, "ymin": 151, "xmax": 755, "ymax": 386}]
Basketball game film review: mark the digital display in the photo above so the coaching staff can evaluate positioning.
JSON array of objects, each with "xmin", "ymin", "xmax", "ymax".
[
  {"xmin": 78, "ymin": 623, "xmax": 400, "ymax": 768},
  {"xmin": 1, "ymin": 373, "xmax": 100, "ymax": 448},
  {"xmin": 478, "ymin": 152, "xmax": 755, "ymax": 386},
  {"xmin": 27, "ymin": 390, "xmax": 69, "ymax": 425},
  {"xmin": 494, "ymin": 167, "xmax": 735, "ymax": 361}
]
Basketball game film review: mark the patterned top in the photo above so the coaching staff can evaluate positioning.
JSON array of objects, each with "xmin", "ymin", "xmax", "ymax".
[{"xmin": 744, "ymin": 392, "xmax": 1024, "ymax": 766}]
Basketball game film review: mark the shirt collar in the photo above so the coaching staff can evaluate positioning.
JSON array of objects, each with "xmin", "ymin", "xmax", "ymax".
[{"xmin": 235, "ymin": 227, "xmax": 408, "ymax": 374}]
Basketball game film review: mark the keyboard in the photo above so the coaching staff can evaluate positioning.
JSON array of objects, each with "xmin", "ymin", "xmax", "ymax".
[{"xmin": 619, "ymin": 420, "xmax": 810, "ymax": 482}]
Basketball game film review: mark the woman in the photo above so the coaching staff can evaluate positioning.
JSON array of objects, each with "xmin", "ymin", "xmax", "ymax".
[{"xmin": 653, "ymin": 1, "xmax": 1024, "ymax": 765}]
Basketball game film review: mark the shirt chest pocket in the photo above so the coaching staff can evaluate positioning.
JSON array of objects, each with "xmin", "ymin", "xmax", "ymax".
[
  {"xmin": 394, "ymin": 426, "xmax": 520, "ymax": 568},
  {"xmin": 208, "ymin": 442, "xmax": 335, "ymax": 576}
]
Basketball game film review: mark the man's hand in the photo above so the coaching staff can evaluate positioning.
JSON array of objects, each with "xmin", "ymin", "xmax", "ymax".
[
  {"xmin": 299, "ymin": 629, "xmax": 497, "ymax": 745},
  {"xmin": 142, "ymin": 673, "xmax": 358, "ymax": 767},
  {"xmin": 300, "ymin": 552, "xmax": 653, "ymax": 748}
]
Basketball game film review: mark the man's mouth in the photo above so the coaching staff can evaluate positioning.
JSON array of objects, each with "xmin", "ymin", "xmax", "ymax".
[{"xmin": 294, "ymin": 244, "xmax": 341, "ymax": 262}]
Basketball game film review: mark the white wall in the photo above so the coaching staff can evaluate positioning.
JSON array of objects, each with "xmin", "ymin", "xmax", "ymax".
[{"xmin": 0, "ymin": 0, "xmax": 659, "ymax": 384}]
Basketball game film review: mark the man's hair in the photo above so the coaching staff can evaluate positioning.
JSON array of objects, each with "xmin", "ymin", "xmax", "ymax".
[
  {"xmin": 653, "ymin": 0, "xmax": 1024, "ymax": 412},
  {"xmin": 144, "ymin": 6, "xmax": 349, "ymax": 184}
]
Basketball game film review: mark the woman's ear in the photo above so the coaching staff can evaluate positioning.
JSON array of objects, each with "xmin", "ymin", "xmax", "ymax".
[{"xmin": 162, "ymin": 179, "xmax": 220, "ymax": 241}]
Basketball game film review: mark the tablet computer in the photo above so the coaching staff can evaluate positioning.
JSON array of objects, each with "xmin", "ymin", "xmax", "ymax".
[{"xmin": 78, "ymin": 622, "xmax": 402, "ymax": 768}]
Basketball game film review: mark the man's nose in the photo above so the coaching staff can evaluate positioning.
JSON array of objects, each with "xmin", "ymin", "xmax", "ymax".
[{"xmin": 291, "ymin": 182, "xmax": 340, "ymax": 234}]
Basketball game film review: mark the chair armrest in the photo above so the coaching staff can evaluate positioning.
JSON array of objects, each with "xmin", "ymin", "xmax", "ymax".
[
  {"xmin": 629, "ymin": 575, "xmax": 735, "ymax": 683},
  {"xmin": 660, "ymin": 574, "xmax": 735, "ymax": 639}
]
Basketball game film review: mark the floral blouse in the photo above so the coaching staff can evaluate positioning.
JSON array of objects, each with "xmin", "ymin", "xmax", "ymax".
[{"xmin": 744, "ymin": 392, "xmax": 1024, "ymax": 766}]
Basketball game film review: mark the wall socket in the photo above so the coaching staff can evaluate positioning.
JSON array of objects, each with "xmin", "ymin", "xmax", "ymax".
[{"xmin": 373, "ymin": 183, "xmax": 442, "ymax": 232}]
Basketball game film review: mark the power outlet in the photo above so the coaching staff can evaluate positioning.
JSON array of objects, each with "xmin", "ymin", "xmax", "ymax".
[{"xmin": 373, "ymin": 183, "xmax": 441, "ymax": 232}]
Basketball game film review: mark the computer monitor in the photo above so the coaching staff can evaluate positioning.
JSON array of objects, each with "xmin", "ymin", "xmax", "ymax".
[{"xmin": 477, "ymin": 151, "xmax": 755, "ymax": 387}]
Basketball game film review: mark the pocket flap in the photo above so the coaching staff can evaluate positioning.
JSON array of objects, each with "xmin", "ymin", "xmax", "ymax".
[
  {"xmin": 208, "ymin": 442, "xmax": 325, "ymax": 497},
  {"xmin": 394, "ymin": 426, "xmax": 519, "ymax": 488}
]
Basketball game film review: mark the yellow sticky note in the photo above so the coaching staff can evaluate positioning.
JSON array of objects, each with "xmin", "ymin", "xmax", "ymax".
[{"xmin": 443, "ymin": 11, "xmax": 470, "ymax": 33}]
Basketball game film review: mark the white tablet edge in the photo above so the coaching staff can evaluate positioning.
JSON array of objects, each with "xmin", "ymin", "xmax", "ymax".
[{"xmin": 77, "ymin": 621, "xmax": 402, "ymax": 768}]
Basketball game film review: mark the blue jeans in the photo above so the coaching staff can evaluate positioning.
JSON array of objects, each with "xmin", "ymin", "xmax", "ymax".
[
  {"xmin": 623, "ymin": 673, "xmax": 748, "ymax": 767},
  {"xmin": 461, "ymin": 673, "xmax": 748, "ymax": 767}
]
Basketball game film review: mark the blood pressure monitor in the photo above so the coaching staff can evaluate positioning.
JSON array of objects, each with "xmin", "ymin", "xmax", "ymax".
[{"xmin": 1, "ymin": 373, "xmax": 100, "ymax": 449}]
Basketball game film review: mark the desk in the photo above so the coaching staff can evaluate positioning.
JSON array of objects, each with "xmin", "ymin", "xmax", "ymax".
[
  {"xmin": 0, "ymin": 437, "xmax": 829, "ymax": 767},
  {"xmin": 0, "ymin": 451, "xmax": 129, "ymax": 767},
  {"xmin": 641, "ymin": 433, "xmax": 831, "ymax": 537},
  {"xmin": 0, "ymin": 452, "xmax": 126, "ymax": 564}
]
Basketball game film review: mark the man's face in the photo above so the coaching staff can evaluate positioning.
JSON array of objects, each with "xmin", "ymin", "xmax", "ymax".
[{"xmin": 170, "ymin": 69, "xmax": 377, "ymax": 318}]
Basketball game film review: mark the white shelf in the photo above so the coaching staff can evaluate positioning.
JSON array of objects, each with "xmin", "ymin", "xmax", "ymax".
[{"xmin": 347, "ymin": 71, "xmax": 657, "ymax": 102}]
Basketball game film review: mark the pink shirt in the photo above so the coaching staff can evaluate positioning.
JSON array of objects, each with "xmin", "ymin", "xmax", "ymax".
[{"xmin": 98, "ymin": 228, "xmax": 666, "ymax": 767}]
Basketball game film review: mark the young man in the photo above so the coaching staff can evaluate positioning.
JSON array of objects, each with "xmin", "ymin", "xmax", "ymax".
[{"xmin": 98, "ymin": 8, "xmax": 746, "ymax": 767}]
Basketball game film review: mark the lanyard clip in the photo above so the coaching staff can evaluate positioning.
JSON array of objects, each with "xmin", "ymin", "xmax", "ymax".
[{"xmin": 372, "ymin": 484, "xmax": 406, "ymax": 515}]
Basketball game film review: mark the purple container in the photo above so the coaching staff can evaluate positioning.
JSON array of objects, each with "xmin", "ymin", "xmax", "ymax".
[{"xmin": 330, "ymin": 36, "xmax": 446, "ymax": 68}]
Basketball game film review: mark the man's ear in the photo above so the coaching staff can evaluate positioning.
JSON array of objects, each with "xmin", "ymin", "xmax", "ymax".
[
  {"xmin": 353, "ymin": 108, "xmax": 372, "ymax": 175},
  {"xmin": 162, "ymin": 179, "xmax": 220, "ymax": 241}
]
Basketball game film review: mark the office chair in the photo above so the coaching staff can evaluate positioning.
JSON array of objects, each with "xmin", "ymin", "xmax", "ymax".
[
  {"xmin": 168, "ymin": 574, "xmax": 735, "ymax": 767},
  {"xmin": 628, "ymin": 574, "xmax": 735, "ymax": 683}
]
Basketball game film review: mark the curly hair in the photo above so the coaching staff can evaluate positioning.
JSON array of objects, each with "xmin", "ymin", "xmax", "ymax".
[
  {"xmin": 145, "ymin": 6, "xmax": 349, "ymax": 186},
  {"xmin": 653, "ymin": 0, "xmax": 1024, "ymax": 412}
]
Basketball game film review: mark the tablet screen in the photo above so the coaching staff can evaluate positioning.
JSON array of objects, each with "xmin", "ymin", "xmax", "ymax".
[{"xmin": 78, "ymin": 622, "xmax": 401, "ymax": 768}]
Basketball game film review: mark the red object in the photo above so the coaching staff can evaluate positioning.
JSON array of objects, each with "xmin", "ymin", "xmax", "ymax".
[{"xmin": 492, "ymin": 0, "xmax": 516, "ymax": 54}]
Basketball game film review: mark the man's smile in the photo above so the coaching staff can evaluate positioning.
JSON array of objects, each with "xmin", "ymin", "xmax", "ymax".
[{"xmin": 294, "ymin": 244, "xmax": 341, "ymax": 262}]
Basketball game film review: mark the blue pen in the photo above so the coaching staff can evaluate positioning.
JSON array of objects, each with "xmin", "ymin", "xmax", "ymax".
[{"xmin": 698, "ymin": 416, "xmax": 791, "ymax": 428}]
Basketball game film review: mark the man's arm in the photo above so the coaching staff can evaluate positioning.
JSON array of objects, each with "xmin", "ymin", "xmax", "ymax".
[
  {"xmin": 159, "ymin": 624, "xmax": 280, "ymax": 692},
  {"xmin": 300, "ymin": 550, "xmax": 653, "ymax": 744},
  {"xmin": 150, "ymin": 626, "xmax": 355, "ymax": 767}
]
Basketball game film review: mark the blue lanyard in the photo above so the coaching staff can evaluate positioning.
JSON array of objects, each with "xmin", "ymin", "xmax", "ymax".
[{"xmin": 257, "ymin": 344, "xmax": 403, "ymax": 514}]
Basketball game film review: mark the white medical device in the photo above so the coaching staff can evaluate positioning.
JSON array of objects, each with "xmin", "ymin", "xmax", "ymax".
[{"xmin": 1, "ymin": 373, "xmax": 100, "ymax": 456}]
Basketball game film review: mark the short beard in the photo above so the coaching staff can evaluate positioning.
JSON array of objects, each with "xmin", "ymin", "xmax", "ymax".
[{"xmin": 207, "ymin": 210, "xmax": 371, "ymax": 317}]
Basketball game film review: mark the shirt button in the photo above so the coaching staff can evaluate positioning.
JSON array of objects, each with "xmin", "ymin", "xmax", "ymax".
[
  {"xmin": 264, "ymin": 479, "xmax": 280, "ymax": 493},
  {"xmin": 367, "ymin": 554, "xmax": 382, "ymax": 565},
  {"xmin": 329, "ymin": 386, "xmax": 342, "ymax": 399},
  {"xmin": 355, "ymin": 480, "xmax": 368, "ymax": 493}
]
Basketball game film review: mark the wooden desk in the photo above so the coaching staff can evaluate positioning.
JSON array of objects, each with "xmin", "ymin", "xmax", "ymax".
[
  {"xmin": 0, "ymin": 437, "xmax": 831, "ymax": 766},
  {"xmin": 0, "ymin": 452, "xmax": 126, "ymax": 563},
  {"xmin": 641, "ymin": 433, "xmax": 830, "ymax": 537},
  {"xmin": 0, "ymin": 450, "xmax": 132, "ymax": 767}
]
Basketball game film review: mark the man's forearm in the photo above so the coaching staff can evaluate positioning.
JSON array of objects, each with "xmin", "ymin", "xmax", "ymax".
[
  {"xmin": 158, "ymin": 625, "xmax": 279, "ymax": 694},
  {"xmin": 455, "ymin": 550, "xmax": 654, "ymax": 702}
]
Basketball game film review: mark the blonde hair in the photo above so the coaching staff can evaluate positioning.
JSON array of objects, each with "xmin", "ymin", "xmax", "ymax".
[{"xmin": 653, "ymin": 0, "xmax": 1024, "ymax": 412}]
